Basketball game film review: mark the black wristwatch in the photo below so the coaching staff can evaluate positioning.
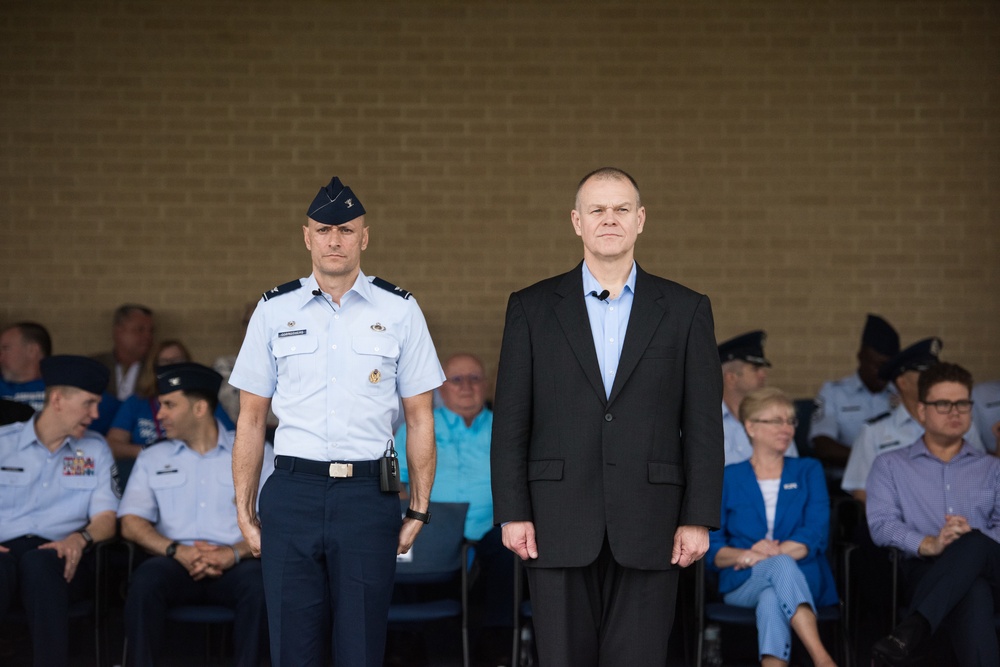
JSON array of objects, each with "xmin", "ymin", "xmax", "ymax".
[
  {"xmin": 76, "ymin": 529, "xmax": 94, "ymax": 551},
  {"xmin": 405, "ymin": 508, "xmax": 431, "ymax": 524},
  {"xmin": 165, "ymin": 541, "xmax": 180, "ymax": 559}
]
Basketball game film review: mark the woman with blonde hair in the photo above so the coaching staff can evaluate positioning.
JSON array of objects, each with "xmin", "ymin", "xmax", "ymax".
[{"xmin": 707, "ymin": 387, "xmax": 838, "ymax": 667}]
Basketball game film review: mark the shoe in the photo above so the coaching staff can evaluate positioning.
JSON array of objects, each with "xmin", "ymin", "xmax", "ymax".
[{"xmin": 871, "ymin": 613, "xmax": 930, "ymax": 666}]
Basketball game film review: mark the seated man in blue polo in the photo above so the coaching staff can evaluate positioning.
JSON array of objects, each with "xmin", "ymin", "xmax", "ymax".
[
  {"xmin": 119, "ymin": 362, "xmax": 273, "ymax": 666},
  {"xmin": 395, "ymin": 353, "xmax": 514, "ymax": 662},
  {"xmin": 0, "ymin": 321, "xmax": 51, "ymax": 411},
  {"xmin": 718, "ymin": 330, "xmax": 798, "ymax": 464},
  {"xmin": 0, "ymin": 355, "xmax": 119, "ymax": 667}
]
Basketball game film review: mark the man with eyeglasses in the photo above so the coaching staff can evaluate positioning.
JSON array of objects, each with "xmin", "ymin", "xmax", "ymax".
[
  {"xmin": 718, "ymin": 330, "xmax": 799, "ymax": 465},
  {"xmin": 842, "ymin": 337, "xmax": 985, "ymax": 503},
  {"xmin": 868, "ymin": 362, "xmax": 1000, "ymax": 666},
  {"xmin": 395, "ymin": 353, "xmax": 514, "ymax": 663}
]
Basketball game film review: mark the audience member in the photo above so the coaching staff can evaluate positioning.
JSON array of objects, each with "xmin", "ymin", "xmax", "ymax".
[
  {"xmin": 868, "ymin": 362, "xmax": 1000, "ymax": 666},
  {"xmin": 708, "ymin": 387, "xmax": 838, "ymax": 667},
  {"xmin": 395, "ymin": 353, "xmax": 513, "ymax": 663},
  {"xmin": 841, "ymin": 338, "xmax": 984, "ymax": 502},
  {"xmin": 106, "ymin": 340, "xmax": 234, "ymax": 482},
  {"xmin": 120, "ymin": 362, "xmax": 271, "ymax": 666},
  {"xmin": 719, "ymin": 330, "xmax": 798, "ymax": 464},
  {"xmin": 0, "ymin": 322, "xmax": 51, "ymax": 411},
  {"xmin": 971, "ymin": 379, "xmax": 1000, "ymax": 454},
  {"xmin": 92, "ymin": 304, "xmax": 155, "ymax": 401},
  {"xmin": 0, "ymin": 355, "xmax": 119, "ymax": 666},
  {"xmin": 809, "ymin": 314, "xmax": 899, "ymax": 468}
]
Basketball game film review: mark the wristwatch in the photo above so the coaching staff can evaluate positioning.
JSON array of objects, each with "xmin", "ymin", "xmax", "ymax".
[
  {"xmin": 76, "ymin": 529, "xmax": 94, "ymax": 551},
  {"xmin": 405, "ymin": 508, "xmax": 431, "ymax": 524},
  {"xmin": 165, "ymin": 541, "xmax": 180, "ymax": 559}
]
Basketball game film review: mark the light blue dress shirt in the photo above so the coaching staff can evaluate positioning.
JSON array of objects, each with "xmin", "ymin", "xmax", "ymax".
[
  {"xmin": 118, "ymin": 421, "xmax": 274, "ymax": 545},
  {"xmin": 230, "ymin": 271, "xmax": 445, "ymax": 461},
  {"xmin": 867, "ymin": 438, "xmax": 1000, "ymax": 556},
  {"xmin": 808, "ymin": 372, "xmax": 896, "ymax": 447},
  {"xmin": 110, "ymin": 395, "xmax": 235, "ymax": 446},
  {"xmin": 582, "ymin": 261, "xmax": 635, "ymax": 399},
  {"xmin": 396, "ymin": 406, "xmax": 494, "ymax": 541},
  {"xmin": 0, "ymin": 416, "xmax": 119, "ymax": 543}
]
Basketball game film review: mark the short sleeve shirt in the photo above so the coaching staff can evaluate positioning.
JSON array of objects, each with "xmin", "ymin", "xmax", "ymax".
[
  {"xmin": 230, "ymin": 271, "xmax": 445, "ymax": 461},
  {"xmin": 808, "ymin": 372, "xmax": 895, "ymax": 447}
]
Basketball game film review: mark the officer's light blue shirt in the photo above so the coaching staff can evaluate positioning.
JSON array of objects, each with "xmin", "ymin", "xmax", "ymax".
[
  {"xmin": 808, "ymin": 372, "xmax": 895, "ymax": 447},
  {"xmin": 0, "ymin": 415, "xmax": 120, "ymax": 543},
  {"xmin": 230, "ymin": 271, "xmax": 445, "ymax": 461},
  {"xmin": 396, "ymin": 406, "xmax": 493, "ymax": 541},
  {"xmin": 118, "ymin": 421, "xmax": 274, "ymax": 545},
  {"xmin": 0, "ymin": 378, "xmax": 46, "ymax": 412},
  {"xmin": 582, "ymin": 261, "xmax": 635, "ymax": 400}
]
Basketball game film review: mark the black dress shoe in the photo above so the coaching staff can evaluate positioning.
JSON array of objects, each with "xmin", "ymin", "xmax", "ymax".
[{"xmin": 871, "ymin": 613, "xmax": 930, "ymax": 666}]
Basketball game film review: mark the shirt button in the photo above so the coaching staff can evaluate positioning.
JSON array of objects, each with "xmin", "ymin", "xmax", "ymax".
[
  {"xmin": 331, "ymin": 377, "xmax": 336, "ymax": 383},
  {"xmin": 331, "ymin": 345, "xmax": 337, "ymax": 350},
  {"xmin": 609, "ymin": 306, "xmax": 615, "ymax": 311},
  {"xmin": 609, "ymin": 337, "xmax": 615, "ymax": 343},
  {"xmin": 334, "ymin": 315, "xmax": 339, "ymax": 320},
  {"xmin": 291, "ymin": 346, "xmax": 296, "ymax": 351},
  {"xmin": 605, "ymin": 413, "xmax": 613, "ymax": 422},
  {"xmin": 199, "ymin": 502, "xmax": 206, "ymax": 508},
  {"xmin": 374, "ymin": 346, "xmax": 380, "ymax": 352}
]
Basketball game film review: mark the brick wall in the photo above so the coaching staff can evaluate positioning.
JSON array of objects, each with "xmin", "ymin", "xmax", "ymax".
[{"xmin": 2, "ymin": 0, "xmax": 998, "ymax": 398}]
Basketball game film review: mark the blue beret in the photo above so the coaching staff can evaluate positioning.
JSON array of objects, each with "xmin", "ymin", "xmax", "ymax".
[
  {"xmin": 40, "ymin": 355, "xmax": 109, "ymax": 396},
  {"xmin": 307, "ymin": 176, "xmax": 365, "ymax": 226},
  {"xmin": 718, "ymin": 330, "xmax": 771, "ymax": 367},
  {"xmin": 879, "ymin": 337, "xmax": 942, "ymax": 382},
  {"xmin": 156, "ymin": 362, "xmax": 223, "ymax": 397},
  {"xmin": 861, "ymin": 314, "xmax": 899, "ymax": 357}
]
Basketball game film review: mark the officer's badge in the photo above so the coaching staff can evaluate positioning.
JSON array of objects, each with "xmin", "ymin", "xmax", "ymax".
[
  {"xmin": 169, "ymin": 377, "xmax": 181, "ymax": 386},
  {"xmin": 369, "ymin": 369, "xmax": 381, "ymax": 384},
  {"xmin": 288, "ymin": 321, "xmax": 295, "ymax": 327},
  {"xmin": 63, "ymin": 450, "xmax": 94, "ymax": 476},
  {"xmin": 371, "ymin": 322, "xmax": 386, "ymax": 332}
]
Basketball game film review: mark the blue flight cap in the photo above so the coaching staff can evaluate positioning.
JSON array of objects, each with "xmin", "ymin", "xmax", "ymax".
[
  {"xmin": 878, "ymin": 337, "xmax": 943, "ymax": 382},
  {"xmin": 156, "ymin": 362, "xmax": 223, "ymax": 397},
  {"xmin": 306, "ymin": 176, "xmax": 366, "ymax": 226},
  {"xmin": 718, "ymin": 330, "xmax": 771, "ymax": 367},
  {"xmin": 861, "ymin": 314, "xmax": 900, "ymax": 357},
  {"xmin": 40, "ymin": 355, "xmax": 109, "ymax": 396}
]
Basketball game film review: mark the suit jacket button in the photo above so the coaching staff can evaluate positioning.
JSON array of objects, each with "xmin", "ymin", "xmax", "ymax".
[{"xmin": 604, "ymin": 413, "xmax": 613, "ymax": 422}]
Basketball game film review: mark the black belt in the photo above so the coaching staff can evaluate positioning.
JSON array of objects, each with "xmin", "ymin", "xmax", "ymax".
[{"xmin": 274, "ymin": 456, "xmax": 380, "ymax": 478}]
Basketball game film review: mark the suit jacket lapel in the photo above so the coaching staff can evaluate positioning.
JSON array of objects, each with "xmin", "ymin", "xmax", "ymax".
[
  {"xmin": 553, "ymin": 264, "xmax": 606, "ymax": 404},
  {"xmin": 607, "ymin": 265, "xmax": 667, "ymax": 406}
]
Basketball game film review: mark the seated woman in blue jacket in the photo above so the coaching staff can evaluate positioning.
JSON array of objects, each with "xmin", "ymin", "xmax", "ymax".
[{"xmin": 707, "ymin": 387, "xmax": 839, "ymax": 667}]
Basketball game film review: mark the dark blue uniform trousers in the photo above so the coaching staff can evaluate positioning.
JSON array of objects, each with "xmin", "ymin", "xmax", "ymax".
[
  {"xmin": 124, "ymin": 555, "xmax": 267, "ymax": 666},
  {"xmin": 0, "ymin": 535, "xmax": 97, "ymax": 667},
  {"xmin": 901, "ymin": 530, "xmax": 1000, "ymax": 667},
  {"xmin": 259, "ymin": 467, "xmax": 401, "ymax": 667}
]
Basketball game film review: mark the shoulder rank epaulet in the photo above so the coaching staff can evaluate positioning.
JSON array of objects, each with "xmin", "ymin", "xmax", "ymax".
[
  {"xmin": 371, "ymin": 277, "xmax": 412, "ymax": 300},
  {"xmin": 866, "ymin": 411, "xmax": 891, "ymax": 425},
  {"xmin": 262, "ymin": 279, "xmax": 303, "ymax": 302}
]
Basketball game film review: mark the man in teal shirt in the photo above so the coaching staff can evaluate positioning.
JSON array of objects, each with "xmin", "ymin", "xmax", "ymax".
[{"xmin": 396, "ymin": 353, "xmax": 512, "ymax": 662}]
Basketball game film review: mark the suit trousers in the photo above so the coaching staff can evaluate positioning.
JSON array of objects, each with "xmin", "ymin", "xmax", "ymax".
[
  {"xmin": 0, "ymin": 535, "xmax": 96, "ymax": 667},
  {"xmin": 525, "ymin": 535, "xmax": 679, "ymax": 667},
  {"xmin": 258, "ymin": 467, "xmax": 401, "ymax": 667},
  {"xmin": 124, "ymin": 555, "xmax": 267, "ymax": 667},
  {"xmin": 901, "ymin": 530, "xmax": 1000, "ymax": 667}
]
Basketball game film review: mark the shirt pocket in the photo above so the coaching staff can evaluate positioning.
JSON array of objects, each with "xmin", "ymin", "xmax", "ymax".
[
  {"xmin": 149, "ymin": 470, "xmax": 188, "ymax": 516},
  {"xmin": 352, "ymin": 335, "xmax": 400, "ymax": 395},
  {"xmin": 272, "ymin": 334, "xmax": 320, "ymax": 396},
  {"xmin": 0, "ymin": 468, "xmax": 31, "ymax": 514}
]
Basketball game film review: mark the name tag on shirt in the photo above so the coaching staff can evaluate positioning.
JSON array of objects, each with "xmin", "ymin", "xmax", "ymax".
[{"xmin": 278, "ymin": 329, "xmax": 307, "ymax": 338}]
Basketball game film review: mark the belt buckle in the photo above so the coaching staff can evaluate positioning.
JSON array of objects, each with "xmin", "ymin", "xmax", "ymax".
[{"xmin": 328, "ymin": 462, "xmax": 353, "ymax": 478}]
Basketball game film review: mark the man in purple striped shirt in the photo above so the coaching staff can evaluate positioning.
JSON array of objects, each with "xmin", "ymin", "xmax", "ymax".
[{"xmin": 867, "ymin": 362, "xmax": 1000, "ymax": 666}]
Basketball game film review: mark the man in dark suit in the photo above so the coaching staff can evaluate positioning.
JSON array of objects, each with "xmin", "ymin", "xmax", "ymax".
[{"xmin": 491, "ymin": 167, "xmax": 724, "ymax": 666}]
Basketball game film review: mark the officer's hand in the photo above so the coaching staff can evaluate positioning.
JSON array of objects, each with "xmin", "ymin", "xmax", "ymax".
[
  {"xmin": 191, "ymin": 541, "xmax": 231, "ymax": 577},
  {"xmin": 0, "ymin": 545, "xmax": 8, "ymax": 553},
  {"xmin": 174, "ymin": 544, "xmax": 211, "ymax": 580},
  {"xmin": 502, "ymin": 521, "xmax": 538, "ymax": 560},
  {"xmin": 237, "ymin": 513, "xmax": 262, "ymax": 558},
  {"xmin": 397, "ymin": 518, "xmax": 425, "ymax": 555},
  {"xmin": 39, "ymin": 534, "xmax": 87, "ymax": 582}
]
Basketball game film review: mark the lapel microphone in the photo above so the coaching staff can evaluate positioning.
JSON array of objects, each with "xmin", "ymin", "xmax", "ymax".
[{"xmin": 589, "ymin": 289, "xmax": 610, "ymax": 302}]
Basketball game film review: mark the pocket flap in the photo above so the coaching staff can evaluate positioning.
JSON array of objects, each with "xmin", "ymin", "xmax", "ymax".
[
  {"xmin": 647, "ymin": 462, "xmax": 684, "ymax": 485},
  {"xmin": 273, "ymin": 335, "xmax": 317, "ymax": 358}
]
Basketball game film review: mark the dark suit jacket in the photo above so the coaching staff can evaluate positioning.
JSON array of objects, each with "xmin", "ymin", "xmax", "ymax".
[
  {"xmin": 706, "ymin": 457, "xmax": 838, "ymax": 607},
  {"xmin": 491, "ymin": 262, "xmax": 724, "ymax": 570}
]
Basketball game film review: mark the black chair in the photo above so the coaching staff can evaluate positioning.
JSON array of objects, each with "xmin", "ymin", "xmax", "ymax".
[
  {"xmin": 511, "ymin": 559, "xmax": 537, "ymax": 667},
  {"xmin": 793, "ymin": 398, "xmax": 816, "ymax": 457},
  {"xmin": 388, "ymin": 500, "xmax": 471, "ymax": 667}
]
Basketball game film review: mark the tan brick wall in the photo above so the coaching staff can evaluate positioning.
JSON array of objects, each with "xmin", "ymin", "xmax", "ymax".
[{"xmin": 2, "ymin": 0, "xmax": 998, "ymax": 399}]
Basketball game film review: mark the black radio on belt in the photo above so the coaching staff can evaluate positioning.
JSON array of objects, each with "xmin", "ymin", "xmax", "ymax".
[{"xmin": 380, "ymin": 439, "xmax": 401, "ymax": 494}]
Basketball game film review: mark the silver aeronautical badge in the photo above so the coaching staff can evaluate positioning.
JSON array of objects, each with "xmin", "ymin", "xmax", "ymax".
[{"xmin": 371, "ymin": 322, "xmax": 386, "ymax": 332}]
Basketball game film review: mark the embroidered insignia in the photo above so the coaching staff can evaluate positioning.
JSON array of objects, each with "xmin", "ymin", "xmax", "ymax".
[
  {"xmin": 371, "ymin": 277, "xmax": 412, "ymax": 300},
  {"xmin": 63, "ymin": 451, "xmax": 95, "ymax": 476},
  {"xmin": 369, "ymin": 369, "xmax": 381, "ymax": 384},
  {"xmin": 371, "ymin": 322, "xmax": 386, "ymax": 332},
  {"xmin": 261, "ymin": 279, "xmax": 304, "ymax": 302}
]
